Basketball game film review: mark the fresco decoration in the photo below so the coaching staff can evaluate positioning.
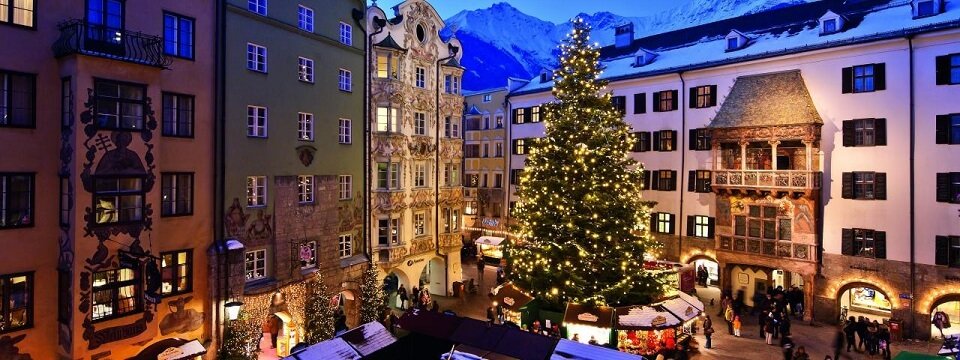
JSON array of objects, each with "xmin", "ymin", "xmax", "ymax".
[
  {"xmin": 224, "ymin": 198, "xmax": 250, "ymax": 239},
  {"xmin": 158, "ymin": 296, "xmax": 204, "ymax": 335},
  {"xmin": 338, "ymin": 191, "xmax": 365, "ymax": 233},
  {"xmin": 76, "ymin": 88, "xmax": 158, "ymax": 349},
  {"xmin": 58, "ymin": 80, "xmax": 77, "ymax": 353},
  {"xmin": 296, "ymin": 145, "xmax": 317, "ymax": 167},
  {"xmin": 247, "ymin": 209, "xmax": 273, "ymax": 243},
  {"xmin": 0, "ymin": 335, "xmax": 32, "ymax": 360}
]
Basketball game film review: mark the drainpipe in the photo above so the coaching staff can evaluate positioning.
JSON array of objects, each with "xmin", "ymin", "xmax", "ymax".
[
  {"xmin": 213, "ymin": 0, "xmax": 227, "ymax": 346},
  {"xmin": 436, "ymin": 48, "xmax": 458, "ymax": 296},
  {"xmin": 677, "ymin": 72, "xmax": 687, "ymax": 261},
  {"xmin": 907, "ymin": 35, "xmax": 917, "ymax": 339},
  {"xmin": 366, "ymin": 18, "xmax": 385, "ymax": 261}
]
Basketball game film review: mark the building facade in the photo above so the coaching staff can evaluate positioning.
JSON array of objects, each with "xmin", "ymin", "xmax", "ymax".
[
  {"xmin": 214, "ymin": 0, "xmax": 368, "ymax": 350},
  {"xmin": 365, "ymin": 0, "xmax": 465, "ymax": 300},
  {"xmin": 507, "ymin": 0, "xmax": 960, "ymax": 339},
  {"xmin": 0, "ymin": 0, "xmax": 216, "ymax": 358}
]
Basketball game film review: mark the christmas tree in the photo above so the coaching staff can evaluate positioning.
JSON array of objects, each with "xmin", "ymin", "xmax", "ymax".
[
  {"xmin": 218, "ymin": 310, "xmax": 259, "ymax": 360},
  {"xmin": 358, "ymin": 265, "xmax": 385, "ymax": 324},
  {"xmin": 303, "ymin": 273, "xmax": 336, "ymax": 344},
  {"xmin": 509, "ymin": 18, "xmax": 666, "ymax": 308}
]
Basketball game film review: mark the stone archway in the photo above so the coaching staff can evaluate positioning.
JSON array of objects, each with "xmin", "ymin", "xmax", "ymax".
[
  {"xmin": 835, "ymin": 282, "xmax": 894, "ymax": 323},
  {"xmin": 687, "ymin": 254, "xmax": 720, "ymax": 287},
  {"xmin": 337, "ymin": 289, "xmax": 360, "ymax": 329},
  {"xmin": 420, "ymin": 257, "xmax": 446, "ymax": 296},
  {"xmin": 929, "ymin": 294, "xmax": 960, "ymax": 339}
]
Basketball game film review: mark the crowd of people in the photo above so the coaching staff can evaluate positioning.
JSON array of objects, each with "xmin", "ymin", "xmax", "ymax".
[{"xmin": 833, "ymin": 316, "xmax": 893, "ymax": 359}]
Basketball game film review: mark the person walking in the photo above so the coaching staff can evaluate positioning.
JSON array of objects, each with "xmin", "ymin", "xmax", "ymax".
[
  {"xmin": 772, "ymin": 309, "xmax": 783, "ymax": 339},
  {"xmin": 725, "ymin": 304, "xmax": 735, "ymax": 335},
  {"xmin": 398, "ymin": 284, "xmax": 409, "ymax": 310},
  {"xmin": 866, "ymin": 319, "xmax": 879, "ymax": 355},
  {"xmin": 843, "ymin": 316, "xmax": 857, "ymax": 352},
  {"xmin": 878, "ymin": 323, "xmax": 892, "ymax": 360},
  {"xmin": 856, "ymin": 316, "xmax": 867, "ymax": 351},
  {"xmin": 476, "ymin": 256, "xmax": 485, "ymax": 282},
  {"xmin": 733, "ymin": 315, "xmax": 742, "ymax": 337},
  {"xmin": 781, "ymin": 315, "xmax": 791, "ymax": 337},
  {"xmin": 781, "ymin": 335, "xmax": 795, "ymax": 360},
  {"xmin": 765, "ymin": 318, "xmax": 775, "ymax": 345},
  {"xmin": 760, "ymin": 310, "xmax": 769, "ymax": 338},
  {"xmin": 703, "ymin": 314, "xmax": 714, "ymax": 349},
  {"xmin": 793, "ymin": 346, "xmax": 810, "ymax": 360}
]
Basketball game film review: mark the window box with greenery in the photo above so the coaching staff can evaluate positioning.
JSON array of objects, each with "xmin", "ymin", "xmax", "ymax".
[
  {"xmin": 0, "ymin": 173, "xmax": 33, "ymax": 229},
  {"xmin": 0, "ymin": 272, "xmax": 33, "ymax": 333},
  {"xmin": 91, "ymin": 268, "xmax": 141, "ymax": 322},
  {"xmin": 160, "ymin": 250, "xmax": 192, "ymax": 297}
]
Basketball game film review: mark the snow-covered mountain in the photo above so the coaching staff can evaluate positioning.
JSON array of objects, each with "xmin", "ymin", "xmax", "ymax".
[{"xmin": 445, "ymin": 0, "xmax": 812, "ymax": 91}]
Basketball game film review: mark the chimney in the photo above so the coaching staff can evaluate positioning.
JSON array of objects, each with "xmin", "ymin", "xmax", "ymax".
[{"xmin": 615, "ymin": 23, "xmax": 634, "ymax": 48}]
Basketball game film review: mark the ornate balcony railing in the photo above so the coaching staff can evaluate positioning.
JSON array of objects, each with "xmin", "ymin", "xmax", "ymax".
[
  {"xmin": 713, "ymin": 170, "xmax": 821, "ymax": 191},
  {"xmin": 719, "ymin": 236, "xmax": 816, "ymax": 262},
  {"xmin": 54, "ymin": 20, "xmax": 171, "ymax": 68},
  {"xmin": 377, "ymin": 244, "xmax": 407, "ymax": 267}
]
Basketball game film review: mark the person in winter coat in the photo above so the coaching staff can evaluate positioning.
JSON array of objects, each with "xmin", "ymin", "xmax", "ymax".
[
  {"xmin": 856, "ymin": 316, "xmax": 868, "ymax": 351},
  {"xmin": 878, "ymin": 324, "xmax": 892, "ymax": 360},
  {"xmin": 843, "ymin": 317, "xmax": 857, "ymax": 352},
  {"xmin": 934, "ymin": 310, "xmax": 951, "ymax": 339},
  {"xmin": 733, "ymin": 315, "xmax": 742, "ymax": 337},
  {"xmin": 397, "ymin": 285, "xmax": 408, "ymax": 310},
  {"xmin": 765, "ymin": 319, "xmax": 775, "ymax": 345},
  {"xmin": 781, "ymin": 315, "xmax": 791, "ymax": 337},
  {"xmin": 703, "ymin": 314, "xmax": 714, "ymax": 349},
  {"xmin": 793, "ymin": 346, "xmax": 810, "ymax": 360},
  {"xmin": 725, "ymin": 304, "xmax": 735, "ymax": 335},
  {"xmin": 782, "ymin": 335, "xmax": 795, "ymax": 360},
  {"xmin": 866, "ymin": 320, "xmax": 879, "ymax": 355}
]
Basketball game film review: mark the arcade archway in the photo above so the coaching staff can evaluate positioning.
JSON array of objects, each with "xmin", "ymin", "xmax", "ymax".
[
  {"xmin": 837, "ymin": 282, "xmax": 892, "ymax": 323},
  {"xmin": 336, "ymin": 290, "xmax": 359, "ymax": 329},
  {"xmin": 930, "ymin": 294, "xmax": 960, "ymax": 339},
  {"xmin": 688, "ymin": 255, "xmax": 719, "ymax": 287},
  {"xmin": 420, "ymin": 257, "xmax": 446, "ymax": 296}
]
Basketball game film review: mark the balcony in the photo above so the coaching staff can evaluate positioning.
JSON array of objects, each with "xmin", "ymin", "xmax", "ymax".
[
  {"xmin": 719, "ymin": 236, "xmax": 816, "ymax": 263},
  {"xmin": 377, "ymin": 244, "xmax": 408, "ymax": 268},
  {"xmin": 54, "ymin": 20, "xmax": 170, "ymax": 68},
  {"xmin": 713, "ymin": 170, "xmax": 821, "ymax": 192}
]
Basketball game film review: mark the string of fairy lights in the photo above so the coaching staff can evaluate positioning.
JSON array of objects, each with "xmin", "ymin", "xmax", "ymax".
[{"xmin": 508, "ymin": 18, "xmax": 669, "ymax": 308}]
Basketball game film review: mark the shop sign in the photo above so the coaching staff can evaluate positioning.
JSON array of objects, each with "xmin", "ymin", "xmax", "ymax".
[
  {"xmin": 848, "ymin": 264, "xmax": 878, "ymax": 272},
  {"xmin": 503, "ymin": 297, "xmax": 515, "ymax": 306},
  {"xmin": 482, "ymin": 218, "xmax": 500, "ymax": 227},
  {"xmin": 158, "ymin": 348, "xmax": 184, "ymax": 360},
  {"xmin": 899, "ymin": 293, "xmax": 912, "ymax": 299},
  {"xmin": 406, "ymin": 258, "xmax": 425, "ymax": 267},
  {"xmin": 684, "ymin": 306, "xmax": 695, "ymax": 317},
  {"xmin": 651, "ymin": 315, "xmax": 667, "ymax": 327},
  {"xmin": 577, "ymin": 313, "xmax": 599, "ymax": 322}
]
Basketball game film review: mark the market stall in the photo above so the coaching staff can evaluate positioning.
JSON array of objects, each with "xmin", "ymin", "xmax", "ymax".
[
  {"xmin": 493, "ymin": 283, "xmax": 534, "ymax": 327},
  {"xmin": 615, "ymin": 305, "xmax": 683, "ymax": 356},
  {"xmin": 476, "ymin": 236, "xmax": 507, "ymax": 264},
  {"xmin": 563, "ymin": 303, "xmax": 614, "ymax": 346},
  {"xmin": 657, "ymin": 294, "xmax": 704, "ymax": 348},
  {"xmin": 274, "ymin": 311, "xmax": 303, "ymax": 357}
]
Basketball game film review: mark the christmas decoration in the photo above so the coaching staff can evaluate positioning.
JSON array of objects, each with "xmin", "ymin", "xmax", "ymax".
[
  {"xmin": 359, "ymin": 265, "xmax": 386, "ymax": 324},
  {"xmin": 303, "ymin": 273, "xmax": 337, "ymax": 344},
  {"xmin": 509, "ymin": 17, "xmax": 667, "ymax": 309},
  {"xmin": 217, "ymin": 310, "xmax": 260, "ymax": 360}
]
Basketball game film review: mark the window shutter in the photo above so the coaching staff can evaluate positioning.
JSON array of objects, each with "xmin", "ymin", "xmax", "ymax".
[
  {"xmin": 688, "ymin": 171, "xmax": 696, "ymax": 192},
  {"xmin": 937, "ymin": 173, "xmax": 952, "ymax": 202},
  {"xmin": 936, "ymin": 115, "xmax": 951, "ymax": 144},
  {"xmin": 641, "ymin": 132, "xmax": 651, "ymax": 152},
  {"xmin": 689, "ymin": 129, "xmax": 697, "ymax": 150},
  {"xmin": 523, "ymin": 107, "xmax": 532, "ymax": 123},
  {"xmin": 634, "ymin": 93, "xmax": 646, "ymax": 114},
  {"xmin": 874, "ymin": 231, "xmax": 886, "ymax": 259},
  {"xmin": 687, "ymin": 215, "xmax": 695, "ymax": 236},
  {"xmin": 936, "ymin": 55, "xmax": 951, "ymax": 85},
  {"xmin": 709, "ymin": 85, "xmax": 718, "ymax": 106},
  {"xmin": 668, "ymin": 213, "xmax": 676, "ymax": 234},
  {"xmin": 652, "ymin": 92, "xmax": 661, "ymax": 112},
  {"xmin": 874, "ymin": 63, "xmax": 886, "ymax": 90},
  {"xmin": 670, "ymin": 170, "xmax": 678, "ymax": 191},
  {"xmin": 689, "ymin": 88, "xmax": 697, "ymax": 108},
  {"xmin": 670, "ymin": 90, "xmax": 679, "ymax": 110},
  {"xmin": 841, "ymin": 228, "xmax": 854, "ymax": 255},
  {"xmin": 649, "ymin": 170, "xmax": 659, "ymax": 190},
  {"xmin": 936, "ymin": 236, "xmax": 950, "ymax": 265},
  {"xmin": 842, "ymin": 120, "xmax": 855, "ymax": 147},
  {"xmin": 650, "ymin": 212, "xmax": 658, "ymax": 233},
  {"xmin": 705, "ymin": 171, "xmax": 712, "ymax": 192},
  {"xmin": 707, "ymin": 217, "xmax": 716, "ymax": 238},
  {"xmin": 874, "ymin": 118, "xmax": 887, "ymax": 146},
  {"xmin": 841, "ymin": 67, "xmax": 853, "ymax": 93},
  {"xmin": 652, "ymin": 131, "xmax": 661, "ymax": 151},
  {"xmin": 874, "ymin": 173, "xmax": 887, "ymax": 200},
  {"xmin": 643, "ymin": 170, "xmax": 653, "ymax": 190},
  {"xmin": 512, "ymin": 108, "xmax": 519, "ymax": 124},
  {"xmin": 670, "ymin": 130, "xmax": 678, "ymax": 151},
  {"xmin": 841, "ymin": 172, "xmax": 854, "ymax": 199}
]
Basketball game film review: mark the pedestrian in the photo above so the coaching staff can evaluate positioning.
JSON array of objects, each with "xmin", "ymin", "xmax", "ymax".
[
  {"xmin": 833, "ymin": 327, "xmax": 847, "ymax": 360},
  {"xmin": 760, "ymin": 310, "xmax": 769, "ymax": 338},
  {"xmin": 793, "ymin": 346, "xmax": 810, "ymax": 360},
  {"xmin": 733, "ymin": 315, "xmax": 742, "ymax": 337},
  {"xmin": 477, "ymin": 255, "xmax": 485, "ymax": 282},
  {"xmin": 878, "ymin": 324, "xmax": 892, "ymax": 360},
  {"xmin": 781, "ymin": 335, "xmax": 795, "ymax": 360},
  {"xmin": 725, "ymin": 304, "xmax": 735, "ymax": 335},
  {"xmin": 764, "ymin": 318, "xmax": 775, "ymax": 345},
  {"xmin": 934, "ymin": 310, "xmax": 951, "ymax": 339},
  {"xmin": 856, "ymin": 316, "xmax": 867, "ymax": 351},
  {"xmin": 398, "ymin": 284, "xmax": 408, "ymax": 310},
  {"xmin": 843, "ymin": 316, "xmax": 857, "ymax": 352},
  {"xmin": 703, "ymin": 314, "xmax": 714, "ymax": 349},
  {"xmin": 867, "ymin": 319, "xmax": 879, "ymax": 355},
  {"xmin": 411, "ymin": 286, "xmax": 420, "ymax": 308},
  {"xmin": 772, "ymin": 310, "xmax": 782, "ymax": 339},
  {"xmin": 486, "ymin": 305, "xmax": 496, "ymax": 326},
  {"xmin": 781, "ymin": 315, "xmax": 791, "ymax": 337}
]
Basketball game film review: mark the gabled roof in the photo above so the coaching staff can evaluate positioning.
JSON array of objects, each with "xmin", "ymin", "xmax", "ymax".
[
  {"xmin": 374, "ymin": 33, "xmax": 406, "ymax": 51},
  {"xmin": 443, "ymin": 56, "xmax": 464, "ymax": 68},
  {"xmin": 708, "ymin": 70, "xmax": 822, "ymax": 129},
  {"xmin": 466, "ymin": 105, "xmax": 483, "ymax": 116}
]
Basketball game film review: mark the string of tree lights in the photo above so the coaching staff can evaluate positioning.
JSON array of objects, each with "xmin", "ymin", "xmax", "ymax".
[{"xmin": 508, "ymin": 17, "xmax": 668, "ymax": 309}]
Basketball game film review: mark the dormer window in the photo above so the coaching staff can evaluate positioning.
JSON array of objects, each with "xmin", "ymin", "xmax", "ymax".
[
  {"xmin": 726, "ymin": 37, "xmax": 739, "ymax": 50},
  {"xmin": 633, "ymin": 48, "xmax": 657, "ymax": 67},
  {"xmin": 540, "ymin": 70, "xmax": 550, "ymax": 83},
  {"xmin": 823, "ymin": 19, "xmax": 837, "ymax": 33},
  {"xmin": 819, "ymin": 10, "xmax": 845, "ymax": 36},
  {"xmin": 725, "ymin": 30, "xmax": 748, "ymax": 52},
  {"xmin": 913, "ymin": 0, "xmax": 942, "ymax": 18}
]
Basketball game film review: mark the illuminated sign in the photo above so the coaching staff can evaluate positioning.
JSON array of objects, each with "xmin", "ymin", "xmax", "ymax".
[{"xmin": 577, "ymin": 313, "xmax": 599, "ymax": 322}]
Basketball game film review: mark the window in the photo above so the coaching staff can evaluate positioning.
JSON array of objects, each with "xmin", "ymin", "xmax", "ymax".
[
  {"xmin": 842, "ymin": 228, "xmax": 886, "ymax": 259},
  {"xmin": 735, "ymin": 216, "xmax": 746, "ymax": 236},
  {"xmin": 246, "ymin": 43, "xmax": 267, "ymax": 72},
  {"xmin": 161, "ymin": 173, "xmax": 193, "ymax": 216},
  {"xmin": 245, "ymin": 249, "xmax": 266, "ymax": 280},
  {"xmin": 495, "ymin": 115, "xmax": 504, "ymax": 128},
  {"xmin": 163, "ymin": 12, "xmax": 194, "ymax": 59},
  {"xmin": 297, "ymin": 5, "xmax": 314, "ymax": 32},
  {"xmin": 916, "ymin": 0, "xmax": 936, "ymax": 17},
  {"xmin": 248, "ymin": 0, "xmax": 266, "ymax": 15},
  {"xmin": 632, "ymin": 132, "xmax": 651, "ymax": 152},
  {"xmin": 94, "ymin": 80, "xmax": 145, "ymax": 130},
  {"xmin": 481, "ymin": 174, "xmax": 488, "ymax": 188},
  {"xmin": 653, "ymin": 212, "xmax": 675, "ymax": 234},
  {"xmin": 297, "ymin": 112, "xmax": 313, "ymax": 141},
  {"xmin": 633, "ymin": 93, "xmax": 646, "ymax": 114},
  {"xmin": 416, "ymin": 67, "xmax": 426, "ymax": 88},
  {"xmin": 444, "ymin": 163, "xmax": 460, "ymax": 186},
  {"xmin": 93, "ymin": 177, "xmax": 143, "ymax": 224},
  {"xmin": 530, "ymin": 106, "xmax": 541, "ymax": 123},
  {"xmin": 338, "ymin": 118, "xmax": 352, "ymax": 144},
  {"xmin": 0, "ymin": 173, "xmax": 32, "ymax": 229},
  {"xmin": 445, "ymin": 75, "xmax": 460, "ymax": 94},
  {"xmin": 513, "ymin": 139, "xmax": 528, "ymax": 155},
  {"xmin": 246, "ymin": 176, "xmax": 266, "ymax": 207},
  {"xmin": 162, "ymin": 93, "xmax": 193, "ymax": 137},
  {"xmin": 443, "ymin": 208, "xmax": 460, "ymax": 233},
  {"xmin": 62, "ymin": 77, "xmax": 73, "ymax": 128},
  {"xmin": 937, "ymin": 172, "xmax": 960, "ymax": 203},
  {"xmin": 0, "ymin": 0, "xmax": 34, "ymax": 27},
  {"xmin": 0, "ymin": 273, "xmax": 32, "ymax": 332},
  {"xmin": 466, "ymin": 173, "xmax": 479, "ymax": 187},
  {"xmin": 338, "ymin": 235, "xmax": 353, "ymax": 258},
  {"xmin": 338, "ymin": 69, "xmax": 352, "ymax": 92},
  {"xmin": 247, "ymin": 105, "xmax": 267, "ymax": 137},
  {"xmin": 654, "ymin": 130, "xmax": 675, "ymax": 151},
  {"xmin": 483, "ymin": 94, "xmax": 492, "ymax": 102},
  {"xmin": 689, "ymin": 170, "xmax": 711, "ymax": 193},
  {"xmin": 494, "ymin": 174, "xmax": 503, "ymax": 188},
  {"xmin": 657, "ymin": 170, "xmax": 674, "ymax": 191},
  {"xmin": 297, "ymin": 175, "xmax": 314, "ymax": 204},
  {"xmin": 60, "ymin": 177, "xmax": 70, "ymax": 226},
  {"xmin": 339, "ymin": 22, "xmax": 352, "ymax": 46},
  {"xmin": 936, "ymin": 114, "xmax": 960, "ymax": 145},
  {"xmin": 513, "ymin": 107, "xmax": 526, "ymax": 124},
  {"xmin": 161, "ymin": 250, "xmax": 192, "ymax": 296},
  {"xmin": 690, "ymin": 85, "xmax": 716, "ymax": 108},
  {"xmin": 376, "ymin": 53, "xmax": 400, "ymax": 79},
  {"xmin": 822, "ymin": 18, "xmax": 837, "ymax": 34},
  {"xmin": 376, "ymin": 162, "xmax": 401, "ymax": 190},
  {"xmin": 413, "ymin": 112, "xmax": 426, "ymax": 135},
  {"xmin": 86, "ymin": 0, "xmax": 123, "ymax": 47},
  {"xmin": 842, "ymin": 172, "xmax": 886, "ymax": 200},
  {"xmin": 444, "ymin": 116, "xmax": 459, "ymax": 138},
  {"xmin": 653, "ymin": 90, "xmax": 677, "ymax": 112},
  {"xmin": 935, "ymin": 235, "xmax": 960, "ymax": 267},
  {"xmin": 298, "ymin": 57, "xmax": 314, "ymax": 83},
  {"xmin": 689, "ymin": 215, "xmax": 714, "ymax": 238},
  {"xmin": 843, "ymin": 118, "xmax": 887, "ymax": 147},
  {"xmin": 495, "ymin": 143, "xmax": 503, "ymax": 157},
  {"xmin": 414, "ymin": 162, "xmax": 427, "ymax": 187},
  {"xmin": 377, "ymin": 217, "xmax": 401, "ymax": 245},
  {"xmin": 0, "ymin": 70, "xmax": 34, "ymax": 128},
  {"xmin": 91, "ymin": 268, "xmax": 140, "ymax": 321},
  {"xmin": 611, "ymin": 96, "xmax": 626, "ymax": 115},
  {"xmin": 414, "ymin": 212, "xmax": 426, "ymax": 236},
  {"xmin": 339, "ymin": 175, "xmax": 352, "ymax": 200},
  {"xmin": 842, "ymin": 64, "xmax": 886, "ymax": 93},
  {"xmin": 734, "ymin": 205, "xmax": 792, "ymax": 247},
  {"xmin": 690, "ymin": 128, "xmax": 711, "ymax": 151},
  {"xmin": 936, "ymin": 54, "xmax": 960, "ymax": 85},
  {"xmin": 376, "ymin": 107, "xmax": 399, "ymax": 132},
  {"xmin": 300, "ymin": 241, "xmax": 317, "ymax": 269},
  {"xmin": 726, "ymin": 37, "xmax": 738, "ymax": 50}
]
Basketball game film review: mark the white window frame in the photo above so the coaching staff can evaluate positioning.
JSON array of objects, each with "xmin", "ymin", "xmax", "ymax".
[
  {"xmin": 247, "ymin": 105, "xmax": 267, "ymax": 138},
  {"xmin": 694, "ymin": 215, "xmax": 710, "ymax": 238},
  {"xmin": 338, "ymin": 68, "xmax": 352, "ymax": 92},
  {"xmin": 297, "ymin": 5, "xmax": 314, "ymax": 32},
  {"xmin": 298, "ymin": 57, "xmax": 314, "ymax": 83},
  {"xmin": 414, "ymin": 212, "xmax": 426, "ymax": 236},
  {"xmin": 339, "ymin": 175, "xmax": 352, "ymax": 200},
  {"xmin": 376, "ymin": 107, "xmax": 399, "ymax": 132},
  {"xmin": 376, "ymin": 162, "xmax": 401, "ymax": 190},
  {"xmin": 339, "ymin": 22, "xmax": 352, "ymax": 46},
  {"xmin": 338, "ymin": 234, "xmax": 353, "ymax": 258},
  {"xmin": 444, "ymin": 116, "xmax": 460, "ymax": 138},
  {"xmin": 298, "ymin": 175, "xmax": 314, "ymax": 204},
  {"xmin": 248, "ymin": 0, "xmax": 267, "ymax": 15},
  {"xmin": 415, "ymin": 67, "xmax": 425, "ymax": 88},
  {"xmin": 414, "ymin": 161, "xmax": 427, "ymax": 187},
  {"xmin": 414, "ymin": 112, "xmax": 426, "ymax": 135},
  {"xmin": 298, "ymin": 112, "xmax": 313, "ymax": 141},
  {"xmin": 246, "ymin": 176, "xmax": 267, "ymax": 207},
  {"xmin": 338, "ymin": 118, "xmax": 352, "ymax": 144},
  {"xmin": 483, "ymin": 94, "xmax": 492, "ymax": 102},
  {"xmin": 245, "ymin": 249, "xmax": 267, "ymax": 281},
  {"xmin": 657, "ymin": 213, "xmax": 671, "ymax": 234},
  {"xmin": 246, "ymin": 43, "xmax": 267, "ymax": 72}
]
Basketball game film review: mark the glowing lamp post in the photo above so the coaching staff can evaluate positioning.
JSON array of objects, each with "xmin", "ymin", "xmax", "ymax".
[{"xmin": 225, "ymin": 301, "xmax": 243, "ymax": 321}]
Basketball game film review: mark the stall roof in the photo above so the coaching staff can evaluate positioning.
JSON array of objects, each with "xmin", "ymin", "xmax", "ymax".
[
  {"xmin": 443, "ymin": 345, "xmax": 521, "ymax": 360},
  {"xmin": 450, "ymin": 317, "xmax": 509, "ymax": 350},
  {"xmin": 475, "ymin": 236, "xmax": 506, "ymax": 246},
  {"xmin": 340, "ymin": 321, "xmax": 398, "ymax": 357},
  {"xmin": 492, "ymin": 328, "xmax": 559, "ymax": 360},
  {"xmin": 615, "ymin": 305, "xmax": 682, "ymax": 331},
  {"xmin": 551, "ymin": 339, "xmax": 645, "ymax": 360},
  {"xmin": 494, "ymin": 284, "xmax": 534, "ymax": 313},
  {"xmin": 659, "ymin": 296, "xmax": 702, "ymax": 322},
  {"xmin": 677, "ymin": 292, "xmax": 705, "ymax": 312},
  {"xmin": 398, "ymin": 309, "xmax": 464, "ymax": 341},
  {"xmin": 563, "ymin": 303, "xmax": 614, "ymax": 328},
  {"xmin": 289, "ymin": 337, "xmax": 361, "ymax": 360}
]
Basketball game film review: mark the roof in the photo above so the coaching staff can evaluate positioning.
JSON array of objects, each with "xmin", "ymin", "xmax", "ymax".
[
  {"xmin": 563, "ymin": 303, "xmax": 614, "ymax": 328},
  {"xmin": 708, "ymin": 70, "xmax": 822, "ymax": 129},
  {"xmin": 493, "ymin": 283, "xmax": 534, "ymax": 312},
  {"xmin": 373, "ymin": 33, "xmax": 406, "ymax": 51},
  {"xmin": 466, "ymin": 105, "xmax": 483, "ymax": 116},
  {"xmin": 551, "ymin": 339, "xmax": 644, "ymax": 360},
  {"xmin": 615, "ymin": 305, "xmax": 682, "ymax": 330},
  {"xmin": 443, "ymin": 56, "xmax": 464, "ymax": 68},
  {"xmin": 290, "ymin": 337, "xmax": 361, "ymax": 360},
  {"xmin": 658, "ymin": 295, "xmax": 702, "ymax": 322},
  {"xmin": 340, "ymin": 321, "xmax": 398, "ymax": 356},
  {"xmin": 449, "ymin": 317, "xmax": 509, "ymax": 350},
  {"xmin": 511, "ymin": 0, "xmax": 960, "ymax": 96},
  {"xmin": 476, "ymin": 236, "xmax": 506, "ymax": 246},
  {"xmin": 446, "ymin": 345, "xmax": 520, "ymax": 360},
  {"xmin": 397, "ymin": 309, "xmax": 464, "ymax": 340}
]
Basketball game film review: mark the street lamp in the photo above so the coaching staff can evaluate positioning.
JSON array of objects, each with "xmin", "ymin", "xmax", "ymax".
[{"xmin": 225, "ymin": 301, "xmax": 243, "ymax": 321}]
